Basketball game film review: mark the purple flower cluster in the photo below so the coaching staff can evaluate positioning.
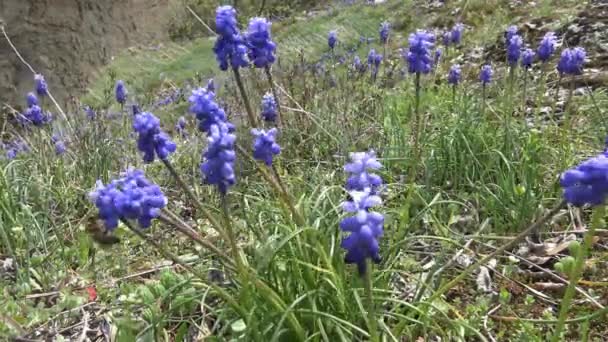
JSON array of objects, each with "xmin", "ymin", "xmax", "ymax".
[
  {"xmin": 557, "ymin": 47, "xmax": 586, "ymax": 76},
  {"xmin": 2, "ymin": 140, "xmax": 28, "ymax": 160},
  {"xmin": 560, "ymin": 154, "xmax": 608, "ymax": 207},
  {"xmin": 115, "ymin": 80, "xmax": 128, "ymax": 105},
  {"xmin": 340, "ymin": 188, "xmax": 384, "ymax": 275},
  {"xmin": 379, "ymin": 21, "xmax": 390, "ymax": 44},
  {"xmin": 344, "ymin": 151, "xmax": 382, "ymax": 193},
  {"xmin": 89, "ymin": 169, "xmax": 168, "ymax": 229},
  {"xmin": 537, "ymin": 32, "xmax": 557, "ymax": 62},
  {"xmin": 448, "ymin": 64, "xmax": 461, "ymax": 85},
  {"xmin": 133, "ymin": 112, "xmax": 177, "ymax": 163},
  {"xmin": 260, "ymin": 93, "xmax": 278, "ymax": 122},
  {"xmin": 201, "ymin": 121, "xmax": 236, "ymax": 194},
  {"xmin": 507, "ymin": 34, "xmax": 523, "ymax": 65},
  {"xmin": 451, "ymin": 23, "xmax": 464, "ymax": 45},
  {"xmin": 175, "ymin": 116, "xmax": 187, "ymax": 137},
  {"xmin": 246, "ymin": 17, "xmax": 277, "ymax": 68},
  {"xmin": 434, "ymin": 48, "xmax": 442, "ymax": 65},
  {"xmin": 251, "ymin": 128, "xmax": 281, "ymax": 166},
  {"xmin": 188, "ymin": 87, "xmax": 228, "ymax": 132},
  {"xmin": 505, "ymin": 26, "xmax": 518, "ymax": 42},
  {"xmin": 480, "ymin": 64, "xmax": 493, "ymax": 85},
  {"xmin": 405, "ymin": 30, "xmax": 435, "ymax": 74},
  {"xmin": 84, "ymin": 106, "xmax": 96, "ymax": 120},
  {"xmin": 213, "ymin": 6, "xmax": 249, "ymax": 71},
  {"xmin": 34, "ymin": 74, "xmax": 48, "ymax": 97},
  {"xmin": 26, "ymin": 92, "xmax": 38, "ymax": 107},
  {"xmin": 352, "ymin": 55, "xmax": 365, "ymax": 73},
  {"xmin": 22, "ymin": 105, "xmax": 51, "ymax": 126},
  {"xmin": 521, "ymin": 48, "xmax": 535, "ymax": 69},
  {"xmin": 328, "ymin": 30, "xmax": 338, "ymax": 50}
]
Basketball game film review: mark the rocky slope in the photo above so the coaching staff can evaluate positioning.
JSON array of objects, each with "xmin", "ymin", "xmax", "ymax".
[{"xmin": 0, "ymin": 0, "xmax": 171, "ymax": 108}]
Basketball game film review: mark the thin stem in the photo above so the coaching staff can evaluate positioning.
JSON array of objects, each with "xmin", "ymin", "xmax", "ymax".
[
  {"xmin": 160, "ymin": 158, "xmax": 226, "ymax": 238},
  {"xmin": 364, "ymin": 259, "xmax": 379, "ymax": 342},
  {"xmin": 408, "ymin": 72, "xmax": 422, "ymax": 183},
  {"xmin": 482, "ymin": 84, "xmax": 486, "ymax": 117},
  {"xmin": 235, "ymin": 144, "xmax": 305, "ymax": 226},
  {"xmin": 522, "ymin": 68, "xmax": 528, "ymax": 112},
  {"xmin": 551, "ymin": 205, "xmax": 605, "ymax": 342},
  {"xmin": 452, "ymin": 84, "xmax": 456, "ymax": 111},
  {"xmin": 264, "ymin": 66, "xmax": 283, "ymax": 127},
  {"xmin": 232, "ymin": 67, "xmax": 258, "ymax": 127},
  {"xmin": 158, "ymin": 211, "xmax": 234, "ymax": 268},
  {"xmin": 566, "ymin": 76, "xmax": 575, "ymax": 123},
  {"xmin": 220, "ymin": 194, "xmax": 244, "ymax": 271}
]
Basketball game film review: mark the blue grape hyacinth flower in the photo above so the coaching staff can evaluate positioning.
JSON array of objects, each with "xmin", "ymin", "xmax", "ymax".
[
  {"xmin": 175, "ymin": 116, "xmax": 187, "ymax": 137},
  {"xmin": 133, "ymin": 112, "xmax": 177, "ymax": 163},
  {"xmin": 557, "ymin": 47, "xmax": 586, "ymax": 76},
  {"xmin": 537, "ymin": 32, "xmax": 557, "ymax": 62},
  {"xmin": 560, "ymin": 154, "xmax": 608, "ymax": 207},
  {"xmin": 54, "ymin": 140, "xmax": 67, "ymax": 156},
  {"xmin": 23, "ymin": 105, "xmax": 50, "ymax": 126},
  {"xmin": 132, "ymin": 104, "xmax": 141, "ymax": 116},
  {"xmin": 340, "ymin": 189, "xmax": 384, "ymax": 275},
  {"xmin": 260, "ymin": 93, "xmax": 278, "ymax": 122},
  {"xmin": 352, "ymin": 55, "xmax": 364, "ymax": 72},
  {"xmin": 434, "ymin": 48, "xmax": 442, "ymax": 66},
  {"xmin": 367, "ymin": 48, "xmax": 377, "ymax": 66},
  {"xmin": 206, "ymin": 78, "xmax": 215, "ymax": 92},
  {"xmin": 215, "ymin": 5, "xmax": 239, "ymax": 36},
  {"xmin": 507, "ymin": 35, "xmax": 523, "ymax": 65},
  {"xmin": 344, "ymin": 151, "xmax": 382, "ymax": 193},
  {"xmin": 521, "ymin": 48, "xmax": 535, "ymax": 69},
  {"xmin": 189, "ymin": 87, "xmax": 228, "ymax": 133},
  {"xmin": 480, "ymin": 64, "xmax": 493, "ymax": 85},
  {"xmin": 34, "ymin": 74, "xmax": 48, "ymax": 97},
  {"xmin": 451, "ymin": 23, "xmax": 464, "ymax": 45},
  {"xmin": 505, "ymin": 25, "xmax": 518, "ymax": 43},
  {"xmin": 115, "ymin": 80, "xmax": 127, "ymax": 105},
  {"xmin": 379, "ymin": 21, "xmax": 390, "ymax": 44},
  {"xmin": 26, "ymin": 92, "xmax": 38, "ymax": 108},
  {"xmin": 89, "ymin": 169, "xmax": 168, "ymax": 229},
  {"xmin": 406, "ymin": 30, "xmax": 435, "ymax": 74},
  {"xmin": 448, "ymin": 64, "xmax": 461, "ymax": 85},
  {"xmin": 252, "ymin": 128, "xmax": 281, "ymax": 166},
  {"xmin": 246, "ymin": 17, "xmax": 277, "ymax": 68},
  {"xmin": 213, "ymin": 6, "xmax": 249, "ymax": 70},
  {"xmin": 328, "ymin": 30, "xmax": 338, "ymax": 50},
  {"xmin": 442, "ymin": 31, "xmax": 451, "ymax": 47},
  {"xmin": 201, "ymin": 121, "xmax": 237, "ymax": 194}
]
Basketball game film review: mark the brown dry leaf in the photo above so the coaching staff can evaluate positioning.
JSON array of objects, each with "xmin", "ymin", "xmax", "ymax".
[
  {"xmin": 545, "ymin": 234, "xmax": 577, "ymax": 256},
  {"xmin": 532, "ymin": 282, "xmax": 566, "ymax": 293}
]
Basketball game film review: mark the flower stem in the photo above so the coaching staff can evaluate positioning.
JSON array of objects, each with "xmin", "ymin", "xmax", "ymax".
[
  {"xmin": 408, "ymin": 72, "xmax": 422, "ymax": 183},
  {"xmin": 220, "ymin": 194, "xmax": 245, "ymax": 272},
  {"xmin": 551, "ymin": 205, "xmax": 605, "ymax": 342},
  {"xmin": 264, "ymin": 66, "xmax": 283, "ymax": 127},
  {"xmin": 235, "ymin": 144, "xmax": 305, "ymax": 226},
  {"xmin": 160, "ymin": 158, "xmax": 226, "ymax": 239},
  {"xmin": 232, "ymin": 67, "xmax": 258, "ymax": 127},
  {"xmin": 364, "ymin": 259, "xmax": 379, "ymax": 342},
  {"xmin": 158, "ymin": 210, "xmax": 234, "ymax": 268},
  {"xmin": 482, "ymin": 84, "xmax": 486, "ymax": 117}
]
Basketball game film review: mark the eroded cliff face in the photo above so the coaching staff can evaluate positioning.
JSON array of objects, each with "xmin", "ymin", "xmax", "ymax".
[{"xmin": 0, "ymin": 0, "xmax": 170, "ymax": 107}]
